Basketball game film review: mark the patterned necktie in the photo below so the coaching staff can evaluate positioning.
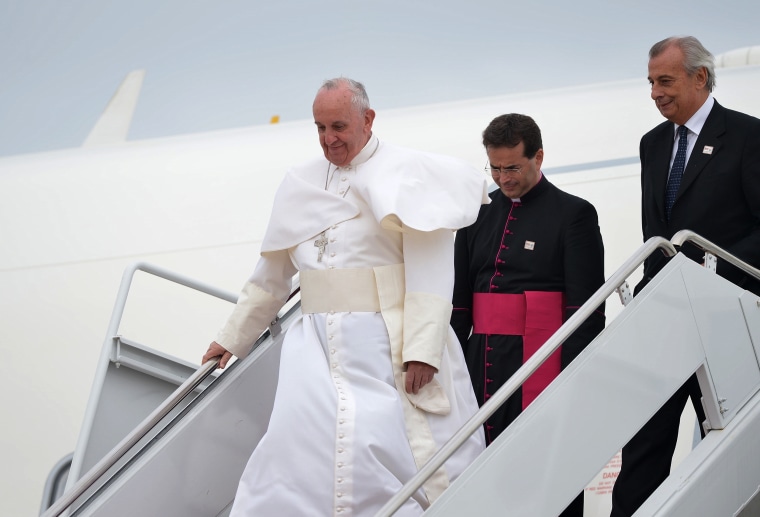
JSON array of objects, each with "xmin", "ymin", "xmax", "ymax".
[{"xmin": 665, "ymin": 125, "xmax": 689, "ymax": 220}]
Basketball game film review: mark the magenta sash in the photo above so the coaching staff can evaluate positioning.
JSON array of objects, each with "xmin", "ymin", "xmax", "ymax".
[{"xmin": 472, "ymin": 291, "xmax": 564, "ymax": 410}]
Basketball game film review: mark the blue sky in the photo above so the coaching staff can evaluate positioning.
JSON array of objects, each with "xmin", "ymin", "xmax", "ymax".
[{"xmin": 1, "ymin": 0, "xmax": 759, "ymax": 156}]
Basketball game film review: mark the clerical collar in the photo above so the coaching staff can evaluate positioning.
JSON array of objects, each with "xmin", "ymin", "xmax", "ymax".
[
  {"xmin": 509, "ymin": 171, "xmax": 545, "ymax": 203},
  {"xmin": 340, "ymin": 134, "xmax": 380, "ymax": 168}
]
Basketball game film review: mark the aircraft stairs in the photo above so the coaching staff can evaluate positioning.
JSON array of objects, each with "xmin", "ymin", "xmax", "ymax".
[{"xmin": 41, "ymin": 231, "xmax": 760, "ymax": 517}]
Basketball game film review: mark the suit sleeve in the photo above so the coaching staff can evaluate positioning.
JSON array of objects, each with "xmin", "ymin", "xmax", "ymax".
[
  {"xmin": 722, "ymin": 118, "xmax": 760, "ymax": 281},
  {"xmin": 560, "ymin": 200, "xmax": 606, "ymax": 367},
  {"xmin": 637, "ymin": 133, "xmax": 663, "ymax": 293},
  {"xmin": 451, "ymin": 226, "xmax": 474, "ymax": 352}
]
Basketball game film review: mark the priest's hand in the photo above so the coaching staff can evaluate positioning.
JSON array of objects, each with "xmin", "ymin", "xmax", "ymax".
[
  {"xmin": 203, "ymin": 341, "xmax": 233, "ymax": 369},
  {"xmin": 405, "ymin": 361, "xmax": 436, "ymax": 394}
]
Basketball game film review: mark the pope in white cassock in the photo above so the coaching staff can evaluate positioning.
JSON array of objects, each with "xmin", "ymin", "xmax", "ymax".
[{"xmin": 203, "ymin": 77, "xmax": 489, "ymax": 516}]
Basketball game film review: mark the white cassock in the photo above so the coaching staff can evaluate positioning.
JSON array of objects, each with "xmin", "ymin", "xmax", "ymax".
[{"xmin": 216, "ymin": 134, "xmax": 490, "ymax": 516}]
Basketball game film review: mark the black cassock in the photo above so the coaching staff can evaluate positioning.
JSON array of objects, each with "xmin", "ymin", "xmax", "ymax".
[{"xmin": 451, "ymin": 175, "xmax": 605, "ymax": 445}]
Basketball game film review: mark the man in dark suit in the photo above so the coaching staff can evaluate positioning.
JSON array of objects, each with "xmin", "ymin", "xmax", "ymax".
[{"xmin": 610, "ymin": 35, "xmax": 760, "ymax": 516}]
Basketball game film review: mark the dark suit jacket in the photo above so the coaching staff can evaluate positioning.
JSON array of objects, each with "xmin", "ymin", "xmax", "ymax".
[{"xmin": 638, "ymin": 100, "xmax": 760, "ymax": 294}]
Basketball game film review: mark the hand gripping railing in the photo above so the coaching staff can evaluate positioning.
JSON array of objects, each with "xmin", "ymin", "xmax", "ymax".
[
  {"xmin": 375, "ymin": 236, "xmax": 678, "ymax": 516},
  {"xmin": 671, "ymin": 229, "xmax": 760, "ymax": 283}
]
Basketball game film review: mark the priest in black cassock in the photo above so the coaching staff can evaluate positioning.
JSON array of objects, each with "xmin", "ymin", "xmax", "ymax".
[{"xmin": 451, "ymin": 113, "xmax": 606, "ymax": 517}]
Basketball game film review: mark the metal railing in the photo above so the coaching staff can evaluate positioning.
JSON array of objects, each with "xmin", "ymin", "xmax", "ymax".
[
  {"xmin": 43, "ymin": 357, "xmax": 220, "ymax": 517},
  {"xmin": 672, "ymin": 229, "xmax": 760, "ymax": 283},
  {"xmin": 42, "ymin": 358, "xmax": 220, "ymax": 517},
  {"xmin": 43, "ymin": 262, "xmax": 299, "ymax": 516},
  {"xmin": 376, "ymin": 236, "xmax": 678, "ymax": 516},
  {"xmin": 52, "ymin": 262, "xmax": 240, "ymax": 515},
  {"xmin": 39, "ymin": 453, "xmax": 73, "ymax": 515}
]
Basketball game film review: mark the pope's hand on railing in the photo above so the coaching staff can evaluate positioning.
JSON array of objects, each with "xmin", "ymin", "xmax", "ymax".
[{"xmin": 203, "ymin": 341, "xmax": 232, "ymax": 369}]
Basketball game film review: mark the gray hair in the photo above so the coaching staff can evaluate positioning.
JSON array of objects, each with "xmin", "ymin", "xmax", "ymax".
[
  {"xmin": 319, "ymin": 77, "xmax": 371, "ymax": 114},
  {"xmin": 650, "ymin": 36, "xmax": 716, "ymax": 92}
]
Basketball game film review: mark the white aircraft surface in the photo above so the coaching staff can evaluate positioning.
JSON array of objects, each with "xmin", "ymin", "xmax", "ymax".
[{"xmin": 2, "ymin": 47, "xmax": 759, "ymax": 516}]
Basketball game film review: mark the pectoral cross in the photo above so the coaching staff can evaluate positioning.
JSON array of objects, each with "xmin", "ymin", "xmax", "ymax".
[{"xmin": 314, "ymin": 231, "xmax": 328, "ymax": 262}]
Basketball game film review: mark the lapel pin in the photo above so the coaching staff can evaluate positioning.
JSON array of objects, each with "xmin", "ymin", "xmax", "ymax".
[
  {"xmin": 703, "ymin": 146, "xmax": 713, "ymax": 155},
  {"xmin": 524, "ymin": 240, "xmax": 535, "ymax": 250}
]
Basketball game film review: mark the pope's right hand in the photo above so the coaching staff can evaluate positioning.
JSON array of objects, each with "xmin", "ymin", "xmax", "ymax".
[{"xmin": 202, "ymin": 341, "xmax": 232, "ymax": 369}]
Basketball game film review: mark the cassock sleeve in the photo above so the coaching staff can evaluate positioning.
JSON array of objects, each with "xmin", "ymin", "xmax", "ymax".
[
  {"xmin": 400, "ymin": 226, "xmax": 454, "ymax": 370},
  {"xmin": 561, "ymin": 200, "xmax": 606, "ymax": 367},
  {"xmin": 215, "ymin": 249, "xmax": 297, "ymax": 358},
  {"xmin": 451, "ymin": 227, "xmax": 473, "ymax": 352}
]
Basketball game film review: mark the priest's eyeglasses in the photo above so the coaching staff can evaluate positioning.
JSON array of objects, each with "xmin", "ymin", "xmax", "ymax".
[{"xmin": 485, "ymin": 163, "xmax": 523, "ymax": 177}]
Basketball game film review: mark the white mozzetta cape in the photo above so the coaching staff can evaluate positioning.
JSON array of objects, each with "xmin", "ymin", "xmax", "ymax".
[{"xmin": 260, "ymin": 137, "xmax": 491, "ymax": 253}]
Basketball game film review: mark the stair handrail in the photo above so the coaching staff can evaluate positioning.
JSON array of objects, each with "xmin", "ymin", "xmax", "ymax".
[
  {"xmin": 671, "ymin": 229, "xmax": 760, "ymax": 283},
  {"xmin": 39, "ymin": 453, "xmax": 73, "ymax": 515},
  {"xmin": 41, "ymin": 357, "xmax": 221, "ymax": 517},
  {"xmin": 375, "ymin": 236, "xmax": 677, "ymax": 516},
  {"xmin": 61, "ymin": 261, "xmax": 240, "ymax": 503},
  {"xmin": 45, "ymin": 261, "xmax": 300, "ymax": 517}
]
